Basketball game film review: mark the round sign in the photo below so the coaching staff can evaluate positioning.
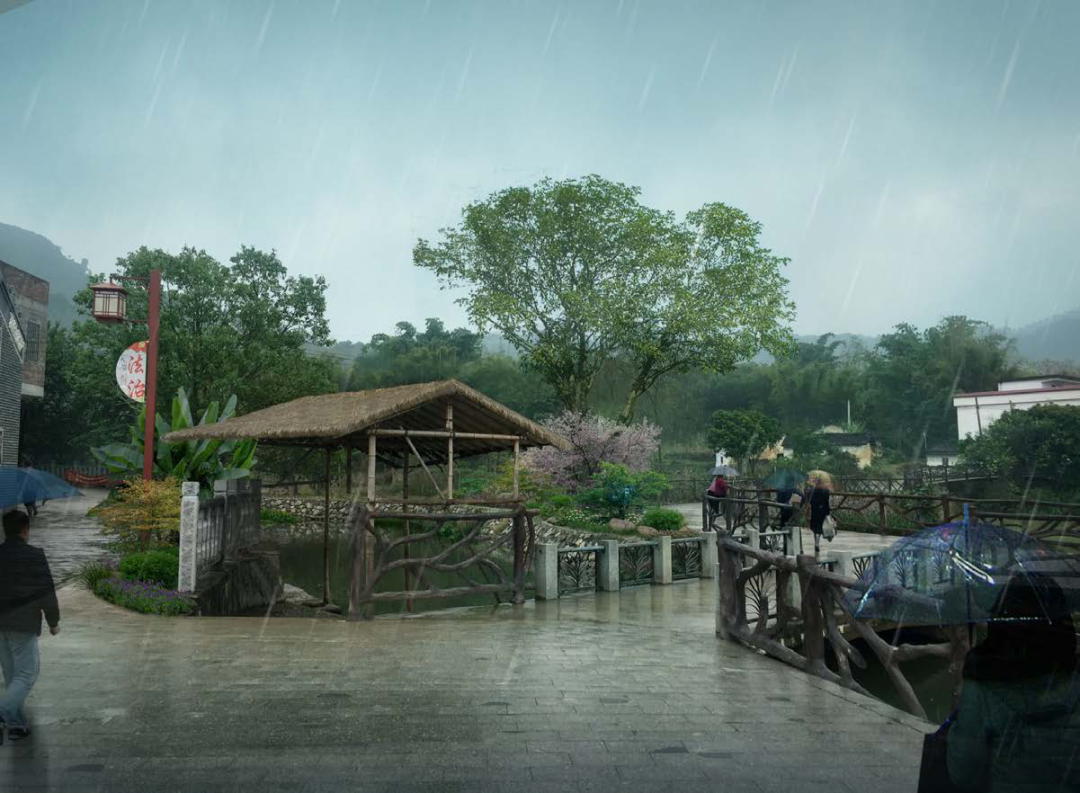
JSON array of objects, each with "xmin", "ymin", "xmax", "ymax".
[{"xmin": 116, "ymin": 341, "xmax": 148, "ymax": 403}]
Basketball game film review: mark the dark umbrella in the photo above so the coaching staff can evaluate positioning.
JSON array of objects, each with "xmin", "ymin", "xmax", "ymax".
[
  {"xmin": 763, "ymin": 469, "xmax": 807, "ymax": 490},
  {"xmin": 707, "ymin": 465, "xmax": 739, "ymax": 478},
  {"xmin": 842, "ymin": 520, "xmax": 1080, "ymax": 627},
  {"xmin": 0, "ymin": 467, "xmax": 82, "ymax": 511}
]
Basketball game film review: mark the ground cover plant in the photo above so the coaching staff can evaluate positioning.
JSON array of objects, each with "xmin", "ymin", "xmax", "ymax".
[{"xmin": 94, "ymin": 577, "xmax": 195, "ymax": 616}]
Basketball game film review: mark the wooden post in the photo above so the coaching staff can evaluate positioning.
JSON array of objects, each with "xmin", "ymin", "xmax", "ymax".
[
  {"xmin": 797, "ymin": 555, "xmax": 826, "ymax": 676},
  {"xmin": 345, "ymin": 448, "xmax": 352, "ymax": 494},
  {"xmin": 941, "ymin": 493, "xmax": 952, "ymax": 524},
  {"xmin": 724, "ymin": 496, "xmax": 734, "ymax": 534},
  {"xmin": 366, "ymin": 434, "xmax": 377, "ymax": 502},
  {"xmin": 363, "ymin": 434, "xmax": 377, "ymax": 620},
  {"xmin": 716, "ymin": 541, "xmax": 739, "ymax": 638},
  {"xmin": 322, "ymin": 447, "xmax": 331, "ymax": 605},
  {"xmin": 347, "ymin": 504, "xmax": 368, "ymax": 621},
  {"xmin": 757, "ymin": 498, "xmax": 769, "ymax": 532},
  {"xmin": 512, "ymin": 438, "xmax": 520, "ymax": 499},
  {"xmin": 878, "ymin": 494, "xmax": 887, "ymax": 529},
  {"xmin": 446, "ymin": 403, "xmax": 454, "ymax": 500},
  {"xmin": 512, "ymin": 509, "xmax": 526, "ymax": 604},
  {"xmin": 403, "ymin": 453, "xmax": 413, "ymax": 614}
]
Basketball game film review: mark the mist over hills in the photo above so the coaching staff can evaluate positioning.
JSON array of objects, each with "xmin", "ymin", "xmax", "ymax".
[
  {"xmin": 0, "ymin": 223, "xmax": 89, "ymax": 326},
  {"xmin": 1, "ymin": 222, "xmax": 1075, "ymax": 366}
]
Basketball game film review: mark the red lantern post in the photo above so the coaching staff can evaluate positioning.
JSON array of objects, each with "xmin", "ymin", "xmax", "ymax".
[{"xmin": 90, "ymin": 270, "xmax": 162, "ymax": 481}]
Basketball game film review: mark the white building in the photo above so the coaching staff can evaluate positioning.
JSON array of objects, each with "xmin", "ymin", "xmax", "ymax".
[{"xmin": 953, "ymin": 375, "xmax": 1080, "ymax": 439}]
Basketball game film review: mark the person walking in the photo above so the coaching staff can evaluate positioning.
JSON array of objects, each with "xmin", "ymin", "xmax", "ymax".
[
  {"xmin": 705, "ymin": 474, "xmax": 729, "ymax": 531},
  {"xmin": 804, "ymin": 473, "xmax": 833, "ymax": 556},
  {"xmin": 0, "ymin": 509, "xmax": 60, "ymax": 744}
]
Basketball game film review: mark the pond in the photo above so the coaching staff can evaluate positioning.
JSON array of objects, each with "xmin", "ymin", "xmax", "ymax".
[{"xmin": 268, "ymin": 520, "xmax": 533, "ymax": 617}]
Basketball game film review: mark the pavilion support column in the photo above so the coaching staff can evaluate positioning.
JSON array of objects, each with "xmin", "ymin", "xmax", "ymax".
[
  {"xmin": 322, "ymin": 447, "xmax": 332, "ymax": 605},
  {"xmin": 345, "ymin": 448, "xmax": 353, "ymax": 495},
  {"xmin": 403, "ymin": 453, "xmax": 413, "ymax": 614},
  {"xmin": 446, "ymin": 403, "xmax": 454, "ymax": 500},
  {"xmin": 362, "ymin": 433, "xmax": 377, "ymax": 620},
  {"xmin": 512, "ymin": 438, "xmax": 520, "ymax": 499}
]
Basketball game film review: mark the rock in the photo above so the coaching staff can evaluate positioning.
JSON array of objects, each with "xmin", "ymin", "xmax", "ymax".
[
  {"xmin": 636, "ymin": 525, "xmax": 659, "ymax": 537},
  {"xmin": 319, "ymin": 603, "xmax": 343, "ymax": 615},
  {"xmin": 609, "ymin": 518, "xmax": 634, "ymax": 531},
  {"xmin": 278, "ymin": 583, "xmax": 316, "ymax": 605}
]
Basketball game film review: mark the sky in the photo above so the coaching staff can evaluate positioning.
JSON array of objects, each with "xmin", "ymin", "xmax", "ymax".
[{"xmin": 1, "ymin": 0, "xmax": 1079, "ymax": 344}]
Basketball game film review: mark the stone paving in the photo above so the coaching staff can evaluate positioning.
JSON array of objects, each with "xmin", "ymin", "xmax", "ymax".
[
  {"xmin": 1, "ymin": 575, "xmax": 929, "ymax": 792},
  {"xmin": 24, "ymin": 489, "xmax": 110, "ymax": 583}
]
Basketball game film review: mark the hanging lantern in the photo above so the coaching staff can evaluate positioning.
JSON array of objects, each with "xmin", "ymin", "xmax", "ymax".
[{"xmin": 89, "ymin": 281, "xmax": 128, "ymax": 323}]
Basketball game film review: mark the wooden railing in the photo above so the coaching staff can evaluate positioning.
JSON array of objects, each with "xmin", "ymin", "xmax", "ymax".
[{"xmin": 716, "ymin": 533, "xmax": 969, "ymax": 720}]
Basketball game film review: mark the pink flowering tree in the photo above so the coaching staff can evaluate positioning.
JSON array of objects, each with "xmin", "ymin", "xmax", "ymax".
[{"xmin": 521, "ymin": 411, "xmax": 662, "ymax": 491}]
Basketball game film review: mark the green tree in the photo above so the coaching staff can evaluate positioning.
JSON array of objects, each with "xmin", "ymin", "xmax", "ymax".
[
  {"xmin": 457, "ymin": 355, "xmax": 559, "ymax": 419},
  {"xmin": 960, "ymin": 404, "xmax": 1080, "ymax": 491},
  {"xmin": 348, "ymin": 318, "xmax": 482, "ymax": 390},
  {"xmin": 706, "ymin": 409, "xmax": 783, "ymax": 470},
  {"xmin": 862, "ymin": 316, "xmax": 1015, "ymax": 455},
  {"xmin": 414, "ymin": 175, "xmax": 794, "ymax": 422}
]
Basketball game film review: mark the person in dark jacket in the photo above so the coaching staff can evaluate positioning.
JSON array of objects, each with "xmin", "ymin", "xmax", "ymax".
[
  {"xmin": 0, "ymin": 510, "xmax": 60, "ymax": 743},
  {"xmin": 946, "ymin": 574, "xmax": 1079, "ymax": 791},
  {"xmin": 804, "ymin": 475, "xmax": 832, "ymax": 555}
]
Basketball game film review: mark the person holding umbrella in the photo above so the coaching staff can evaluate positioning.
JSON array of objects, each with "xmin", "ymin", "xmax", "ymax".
[
  {"xmin": 705, "ymin": 465, "xmax": 737, "ymax": 532},
  {"xmin": 945, "ymin": 572, "xmax": 1079, "ymax": 791},
  {"xmin": 0, "ymin": 509, "xmax": 61, "ymax": 745},
  {"xmin": 804, "ymin": 470, "xmax": 834, "ymax": 555},
  {"xmin": 763, "ymin": 469, "xmax": 806, "ymax": 529}
]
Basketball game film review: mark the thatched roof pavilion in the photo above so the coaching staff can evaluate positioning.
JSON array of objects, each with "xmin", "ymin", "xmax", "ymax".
[
  {"xmin": 163, "ymin": 380, "xmax": 566, "ymax": 618},
  {"xmin": 164, "ymin": 379, "xmax": 568, "ymax": 462}
]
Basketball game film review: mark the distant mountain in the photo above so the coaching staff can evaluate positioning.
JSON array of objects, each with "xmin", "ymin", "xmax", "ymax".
[
  {"xmin": 0, "ymin": 223, "xmax": 90, "ymax": 326},
  {"xmin": 1011, "ymin": 310, "xmax": 1080, "ymax": 364}
]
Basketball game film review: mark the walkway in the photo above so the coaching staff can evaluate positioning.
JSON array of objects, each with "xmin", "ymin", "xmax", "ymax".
[
  {"xmin": 670, "ymin": 502, "xmax": 898, "ymax": 557},
  {"xmin": 1, "ymin": 579, "xmax": 928, "ymax": 792},
  {"xmin": 26, "ymin": 489, "xmax": 110, "ymax": 583}
]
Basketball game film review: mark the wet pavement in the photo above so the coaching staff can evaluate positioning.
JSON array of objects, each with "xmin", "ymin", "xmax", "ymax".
[
  {"xmin": 1, "ymin": 576, "xmax": 928, "ymax": 792},
  {"xmin": 23, "ymin": 489, "xmax": 111, "ymax": 583}
]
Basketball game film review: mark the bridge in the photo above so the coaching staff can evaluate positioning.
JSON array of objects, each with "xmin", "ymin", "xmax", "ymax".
[{"xmin": 2, "ymin": 575, "xmax": 926, "ymax": 792}]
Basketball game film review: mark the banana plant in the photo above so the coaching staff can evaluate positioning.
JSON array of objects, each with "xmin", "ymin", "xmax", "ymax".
[{"xmin": 92, "ymin": 387, "xmax": 257, "ymax": 489}]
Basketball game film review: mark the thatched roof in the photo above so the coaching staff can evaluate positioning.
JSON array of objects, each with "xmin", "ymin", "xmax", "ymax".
[{"xmin": 162, "ymin": 379, "xmax": 568, "ymax": 464}]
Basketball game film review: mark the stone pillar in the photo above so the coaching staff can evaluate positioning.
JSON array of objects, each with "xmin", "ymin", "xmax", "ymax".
[
  {"xmin": 834, "ymin": 550, "xmax": 854, "ymax": 579},
  {"xmin": 534, "ymin": 543, "xmax": 559, "ymax": 600},
  {"xmin": 746, "ymin": 527, "xmax": 760, "ymax": 552},
  {"xmin": 700, "ymin": 534, "xmax": 717, "ymax": 579},
  {"xmin": 598, "ymin": 540, "xmax": 620, "ymax": 591},
  {"xmin": 789, "ymin": 523, "xmax": 804, "ymax": 557},
  {"xmin": 653, "ymin": 536, "xmax": 672, "ymax": 585},
  {"xmin": 178, "ymin": 481, "xmax": 200, "ymax": 593}
]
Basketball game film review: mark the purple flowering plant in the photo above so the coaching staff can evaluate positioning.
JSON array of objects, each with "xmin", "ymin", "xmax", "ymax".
[{"xmin": 94, "ymin": 576, "xmax": 196, "ymax": 616}]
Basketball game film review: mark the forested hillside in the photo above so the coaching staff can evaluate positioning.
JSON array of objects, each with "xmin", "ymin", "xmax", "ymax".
[{"xmin": 0, "ymin": 222, "xmax": 89, "ymax": 325}]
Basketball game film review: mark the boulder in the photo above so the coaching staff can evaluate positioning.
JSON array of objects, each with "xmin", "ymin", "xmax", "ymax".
[
  {"xmin": 609, "ymin": 518, "xmax": 634, "ymax": 531},
  {"xmin": 636, "ymin": 525, "xmax": 659, "ymax": 537},
  {"xmin": 319, "ymin": 603, "xmax": 343, "ymax": 615},
  {"xmin": 278, "ymin": 583, "xmax": 316, "ymax": 605}
]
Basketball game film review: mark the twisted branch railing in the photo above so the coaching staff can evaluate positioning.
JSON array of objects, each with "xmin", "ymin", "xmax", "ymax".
[{"xmin": 716, "ymin": 535, "xmax": 969, "ymax": 720}]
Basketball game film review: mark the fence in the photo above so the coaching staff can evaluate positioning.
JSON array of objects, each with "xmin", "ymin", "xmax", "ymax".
[
  {"xmin": 534, "ymin": 535, "xmax": 715, "ymax": 599},
  {"xmin": 178, "ymin": 478, "xmax": 263, "ymax": 593}
]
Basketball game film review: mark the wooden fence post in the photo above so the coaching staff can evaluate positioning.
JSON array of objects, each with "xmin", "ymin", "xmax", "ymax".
[
  {"xmin": 724, "ymin": 496, "xmax": 734, "ymax": 534},
  {"xmin": 758, "ymin": 499, "xmax": 769, "ymax": 532},
  {"xmin": 716, "ymin": 540, "xmax": 740, "ymax": 639},
  {"xmin": 878, "ymin": 494, "xmax": 887, "ymax": 529},
  {"xmin": 941, "ymin": 493, "xmax": 951, "ymax": 524},
  {"xmin": 797, "ymin": 555, "xmax": 827, "ymax": 676},
  {"xmin": 512, "ymin": 510, "xmax": 527, "ymax": 604}
]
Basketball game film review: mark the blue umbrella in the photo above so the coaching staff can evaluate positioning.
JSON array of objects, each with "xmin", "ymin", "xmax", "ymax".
[
  {"xmin": 0, "ymin": 468, "xmax": 83, "ymax": 511},
  {"xmin": 842, "ymin": 520, "xmax": 1080, "ymax": 628}
]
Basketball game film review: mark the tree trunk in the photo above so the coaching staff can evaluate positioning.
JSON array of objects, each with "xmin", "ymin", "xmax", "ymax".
[{"xmin": 618, "ymin": 388, "xmax": 642, "ymax": 425}]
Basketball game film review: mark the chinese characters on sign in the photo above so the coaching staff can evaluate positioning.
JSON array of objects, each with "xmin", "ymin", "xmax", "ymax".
[{"xmin": 115, "ymin": 341, "xmax": 148, "ymax": 403}]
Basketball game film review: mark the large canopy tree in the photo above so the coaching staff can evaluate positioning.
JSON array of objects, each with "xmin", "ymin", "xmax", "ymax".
[{"xmin": 414, "ymin": 175, "xmax": 794, "ymax": 423}]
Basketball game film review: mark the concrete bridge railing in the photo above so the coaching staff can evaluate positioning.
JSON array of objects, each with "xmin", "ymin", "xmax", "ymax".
[{"xmin": 532, "ymin": 535, "xmax": 717, "ymax": 599}]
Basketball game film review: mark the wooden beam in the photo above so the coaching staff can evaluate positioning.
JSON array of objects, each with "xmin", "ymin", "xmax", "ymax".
[
  {"xmin": 402, "ymin": 433, "xmax": 444, "ymax": 499},
  {"xmin": 369, "ymin": 429, "xmax": 524, "ymax": 442}
]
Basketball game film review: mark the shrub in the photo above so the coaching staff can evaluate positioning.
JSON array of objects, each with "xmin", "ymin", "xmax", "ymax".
[
  {"xmin": 77, "ymin": 558, "xmax": 117, "ymax": 592},
  {"xmin": 577, "ymin": 463, "xmax": 668, "ymax": 519},
  {"xmin": 95, "ymin": 478, "xmax": 182, "ymax": 552},
  {"xmin": 118, "ymin": 548, "xmax": 180, "ymax": 589},
  {"xmin": 640, "ymin": 507, "xmax": 684, "ymax": 531},
  {"xmin": 95, "ymin": 577, "xmax": 195, "ymax": 616},
  {"xmin": 260, "ymin": 509, "xmax": 299, "ymax": 525}
]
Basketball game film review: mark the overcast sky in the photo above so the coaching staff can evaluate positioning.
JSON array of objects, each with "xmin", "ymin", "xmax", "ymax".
[{"xmin": 2, "ymin": 0, "xmax": 1078, "ymax": 343}]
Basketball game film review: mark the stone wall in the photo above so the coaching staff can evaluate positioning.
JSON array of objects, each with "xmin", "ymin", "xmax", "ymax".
[{"xmin": 263, "ymin": 496, "xmax": 358, "ymax": 525}]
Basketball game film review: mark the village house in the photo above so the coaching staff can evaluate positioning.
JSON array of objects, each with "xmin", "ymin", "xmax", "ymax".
[{"xmin": 952, "ymin": 375, "xmax": 1080, "ymax": 439}]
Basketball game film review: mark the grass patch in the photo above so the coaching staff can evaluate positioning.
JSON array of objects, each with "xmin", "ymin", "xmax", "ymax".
[{"xmin": 260, "ymin": 508, "xmax": 299, "ymax": 525}]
